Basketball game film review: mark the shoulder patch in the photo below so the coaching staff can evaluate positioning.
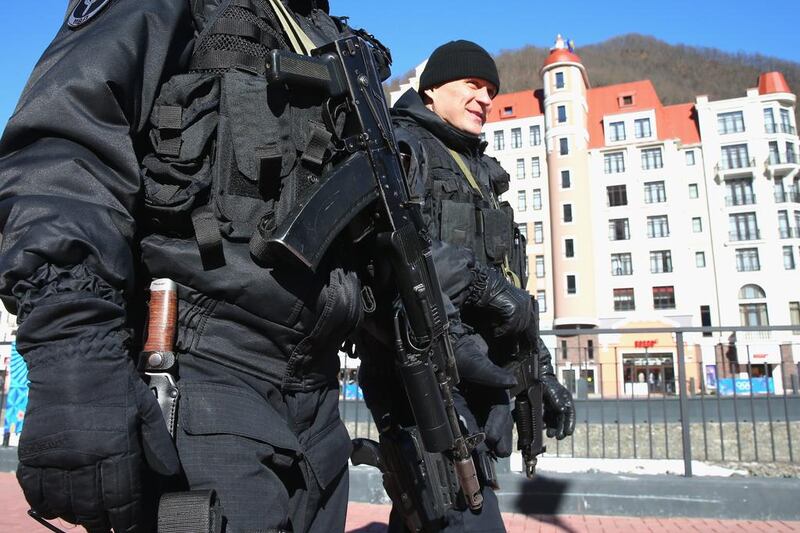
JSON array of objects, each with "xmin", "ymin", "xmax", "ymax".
[{"xmin": 67, "ymin": 0, "xmax": 113, "ymax": 29}]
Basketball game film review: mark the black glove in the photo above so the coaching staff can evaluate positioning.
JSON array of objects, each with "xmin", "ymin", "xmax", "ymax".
[
  {"xmin": 465, "ymin": 266, "xmax": 531, "ymax": 339},
  {"xmin": 538, "ymin": 340, "xmax": 576, "ymax": 440},
  {"xmin": 17, "ymin": 330, "xmax": 180, "ymax": 533},
  {"xmin": 452, "ymin": 332, "xmax": 515, "ymax": 458}
]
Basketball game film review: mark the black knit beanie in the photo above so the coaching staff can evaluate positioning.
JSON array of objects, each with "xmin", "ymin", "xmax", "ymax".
[{"xmin": 418, "ymin": 40, "xmax": 500, "ymax": 93}]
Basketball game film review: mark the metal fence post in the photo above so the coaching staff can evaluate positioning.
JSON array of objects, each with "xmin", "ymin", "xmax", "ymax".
[{"xmin": 675, "ymin": 332, "xmax": 693, "ymax": 477}]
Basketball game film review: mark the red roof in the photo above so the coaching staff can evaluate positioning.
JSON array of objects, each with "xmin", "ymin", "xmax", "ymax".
[
  {"xmin": 758, "ymin": 72, "xmax": 792, "ymax": 95},
  {"xmin": 486, "ymin": 89, "xmax": 544, "ymax": 122},
  {"xmin": 543, "ymin": 48, "xmax": 583, "ymax": 68},
  {"xmin": 486, "ymin": 78, "xmax": 700, "ymax": 148}
]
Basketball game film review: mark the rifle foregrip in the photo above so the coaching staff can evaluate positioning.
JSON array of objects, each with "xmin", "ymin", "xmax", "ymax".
[{"xmin": 144, "ymin": 279, "xmax": 178, "ymax": 353}]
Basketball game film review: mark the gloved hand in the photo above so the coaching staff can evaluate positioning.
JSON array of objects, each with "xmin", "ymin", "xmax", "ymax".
[
  {"xmin": 17, "ymin": 330, "xmax": 180, "ymax": 533},
  {"xmin": 538, "ymin": 340, "xmax": 576, "ymax": 440},
  {"xmin": 465, "ymin": 266, "xmax": 531, "ymax": 339},
  {"xmin": 452, "ymin": 332, "xmax": 515, "ymax": 458}
]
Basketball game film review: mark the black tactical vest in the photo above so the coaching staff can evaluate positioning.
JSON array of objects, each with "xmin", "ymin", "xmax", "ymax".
[
  {"xmin": 140, "ymin": 0, "xmax": 369, "ymax": 267},
  {"xmin": 397, "ymin": 119, "xmax": 529, "ymax": 287}
]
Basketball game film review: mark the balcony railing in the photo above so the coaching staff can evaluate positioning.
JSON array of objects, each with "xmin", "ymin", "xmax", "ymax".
[
  {"xmin": 725, "ymin": 193, "xmax": 756, "ymax": 206},
  {"xmin": 774, "ymin": 190, "xmax": 800, "ymax": 203},
  {"xmin": 729, "ymin": 230, "xmax": 761, "ymax": 241},
  {"xmin": 718, "ymin": 157, "xmax": 755, "ymax": 170},
  {"xmin": 767, "ymin": 151, "xmax": 799, "ymax": 165},
  {"xmin": 766, "ymin": 123, "xmax": 797, "ymax": 135},
  {"xmin": 779, "ymin": 227, "xmax": 800, "ymax": 239}
]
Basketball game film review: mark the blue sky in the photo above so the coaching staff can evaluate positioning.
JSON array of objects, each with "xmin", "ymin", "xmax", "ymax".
[{"xmin": 1, "ymin": 0, "xmax": 798, "ymax": 128}]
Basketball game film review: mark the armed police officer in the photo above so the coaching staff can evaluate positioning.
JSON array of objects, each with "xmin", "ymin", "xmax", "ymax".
[
  {"xmin": 0, "ymin": 0, "xmax": 404, "ymax": 531},
  {"xmin": 372, "ymin": 40, "xmax": 577, "ymax": 531}
]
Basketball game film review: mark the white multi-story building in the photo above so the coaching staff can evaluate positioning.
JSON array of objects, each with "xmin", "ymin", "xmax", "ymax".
[{"xmin": 391, "ymin": 36, "xmax": 800, "ymax": 396}]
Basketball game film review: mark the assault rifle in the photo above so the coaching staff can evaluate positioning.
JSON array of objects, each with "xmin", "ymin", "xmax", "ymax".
[{"xmin": 249, "ymin": 35, "xmax": 485, "ymax": 517}]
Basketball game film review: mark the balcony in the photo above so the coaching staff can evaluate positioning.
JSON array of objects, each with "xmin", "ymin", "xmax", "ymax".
[
  {"xmin": 765, "ymin": 151, "xmax": 800, "ymax": 179},
  {"xmin": 779, "ymin": 226, "xmax": 800, "ymax": 239},
  {"xmin": 725, "ymin": 193, "xmax": 756, "ymax": 206},
  {"xmin": 774, "ymin": 190, "xmax": 800, "ymax": 203},
  {"xmin": 715, "ymin": 157, "xmax": 757, "ymax": 179},
  {"xmin": 765, "ymin": 123, "xmax": 797, "ymax": 135},
  {"xmin": 729, "ymin": 230, "xmax": 761, "ymax": 242}
]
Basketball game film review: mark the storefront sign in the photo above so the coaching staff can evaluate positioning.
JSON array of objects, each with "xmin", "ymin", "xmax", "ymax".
[
  {"xmin": 635, "ymin": 340, "xmax": 657, "ymax": 348},
  {"xmin": 718, "ymin": 377, "xmax": 775, "ymax": 396}
]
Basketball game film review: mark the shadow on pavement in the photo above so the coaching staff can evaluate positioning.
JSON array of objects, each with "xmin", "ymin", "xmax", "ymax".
[{"xmin": 510, "ymin": 475, "xmax": 576, "ymax": 532}]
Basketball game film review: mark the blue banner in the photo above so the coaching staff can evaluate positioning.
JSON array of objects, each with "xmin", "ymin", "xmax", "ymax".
[
  {"xmin": 343, "ymin": 382, "xmax": 364, "ymax": 400},
  {"xmin": 3, "ymin": 342, "xmax": 29, "ymax": 441},
  {"xmin": 718, "ymin": 376, "xmax": 775, "ymax": 396}
]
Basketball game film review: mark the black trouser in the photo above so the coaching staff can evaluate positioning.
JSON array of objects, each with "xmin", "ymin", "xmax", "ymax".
[
  {"xmin": 175, "ymin": 353, "xmax": 351, "ymax": 532},
  {"xmin": 388, "ymin": 487, "xmax": 505, "ymax": 533}
]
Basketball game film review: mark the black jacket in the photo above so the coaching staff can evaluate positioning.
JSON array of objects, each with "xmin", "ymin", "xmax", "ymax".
[{"xmin": 0, "ymin": 0, "xmax": 362, "ymax": 388}]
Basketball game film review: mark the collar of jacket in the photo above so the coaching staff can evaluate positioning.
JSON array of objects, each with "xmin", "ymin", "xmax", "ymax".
[
  {"xmin": 391, "ymin": 89, "xmax": 487, "ymax": 158},
  {"xmin": 287, "ymin": 0, "xmax": 329, "ymax": 15}
]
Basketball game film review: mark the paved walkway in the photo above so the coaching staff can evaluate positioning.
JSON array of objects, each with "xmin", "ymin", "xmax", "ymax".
[{"xmin": 1, "ymin": 473, "xmax": 799, "ymax": 532}]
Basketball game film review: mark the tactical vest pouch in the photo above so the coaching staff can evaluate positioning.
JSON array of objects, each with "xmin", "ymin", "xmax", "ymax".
[
  {"xmin": 212, "ymin": 71, "xmax": 295, "ymax": 241},
  {"xmin": 439, "ymin": 200, "xmax": 477, "ymax": 251},
  {"xmin": 141, "ymin": 73, "xmax": 221, "ymax": 232},
  {"xmin": 481, "ymin": 208, "xmax": 511, "ymax": 262}
]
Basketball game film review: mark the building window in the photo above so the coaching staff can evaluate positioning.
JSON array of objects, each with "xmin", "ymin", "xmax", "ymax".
[
  {"xmin": 557, "ymin": 105, "xmax": 567, "ymax": 124},
  {"xmin": 778, "ymin": 210, "xmax": 792, "ymax": 238},
  {"xmin": 689, "ymin": 183, "xmax": 699, "ymax": 199},
  {"xmin": 510, "ymin": 128, "xmax": 522, "ymax": 149},
  {"xmin": 650, "ymin": 250, "xmax": 673, "ymax": 273},
  {"xmin": 720, "ymin": 144, "xmax": 750, "ymax": 169},
  {"xmin": 517, "ymin": 190, "xmax": 526, "ymax": 211},
  {"xmin": 787, "ymin": 142, "xmax": 798, "ymax": 164},
  {"xmin": 563, "ymin": 204, "xmax": 573, "ymax": 222},
  {"xmin": 587, "ymin": 339, "xmax": 594, "ymax": 360},
  {"xmin": 502, "ymin": 106, "xmax": 514, "ymax": 117},
  {"xmin": 537, "ymin": 290, "xmax": 547, "ymax": 313},
  {"xmin": 620, "ymin": 94, "xmax": 634, "ymax": 107},
  {"xmin": 739, "ymin": 285, "xmax": 768, "ymax": 326},
  {"xmin": 644, "ymin": 181, "xmax": 666, "ymax": 204},
  {"xmin": 533, "ymin": 222, "xmax": 543, "ymax": 244},
  {"xmin": 559, "ymin": 137, "xmax": 569, "ymax": 155},
  {"xmin": 609, "ymin": 218, "xmax": 630, "ymax": 241},
  {"xmin": 717, "ymin": 110, "xmax": 745, "ymax": 134},
  {"xmin": 701, "ymin": 305, "xmax": 712, "ymax": 337},
  {"xmin": 532, "ymin": 189, "xmax": 542, "ymax": 210},
  {"xmin": 635, "ymin": 118, "xmax": 652, "ymax": 138},
  {"xmin": 726, "ymin": 178, "xmax": 755, "ymax": 206},
  {"xmin": 769, "ymin": 141, "xmax": 781, "ymax": 164},
  {"xmin": 561, "ymin": 170, "xmax": 571, "ymax": 189},
  {"xmin": 516, "ymin": 158, "xmax": 525, "ymax": 179},
  {"xmin": 735, "ymin": 248, "xmax": 760, "ymax": 272},
  {"xmin": 555, "ymin": 71, "xmax": 565, "ymax": 89},
  {"xmin": 696, "ymin": 251, "xmax": 706, "ymax": 267},
  {"xmin": 565, "ymin": 238, "xmax": 575, "ymax": 257},
  {"xmin": 729, "ymin": 212, "xmax": 759, "ymax": 241},
  {"xmin": 609, "ymin": 121, "xmax": 626, "ymax": 141},
  {"xmin": 530, "ymin": 125, "xmax": 541, "ymax": 146},
  {"xmin": 653, "ymin": 286, "xmax": 676, "ymax": 309},
  {"xmin": 780, "ymin": 108, "xmax": 795, "ymax": 134},
  {"xmin": 647, "ymin": 215, "xmax": 669, "ymax": 238},
  {"xmin": 790, "ymin": 301, "xmax": 800, "ymax": 333},
  {"xmin": 692, "ymin": 217, "xmax": 703, "ymax": 233},
  {"xmin": 531, "ymin": 157, "xmax": 541, "ymax": 178},
  {"xmin": 641, "ymin": 147, "xmax": 663, "ymax": 170},
  {"xmin": 685, "ymin": 150, "xmax": 696, "ymax": 166},
  {"xmin": 611, "ymin": 253, "xmax": 633, "ymax": 275},
  {"xmin": 604, "ymin": 152, "xmax": 626, "ymax": 174},
  {"xmin": 764, "ymin": 108, "xmax": 777, "ymax": 133},
  {"xmin": 566, "ymin": 275, "xmax": 577, "ymax": 294},
  {"xmin": 518, "ymin": 223, "xmax": 527, "ymax": 240},
  {"xmin": 613, "ymin": 288, "xmax": 635, "ymax": 311},
  {"xmin": 493, "ymin": 131, "xmax": 505, "ymax": 151},
  {"xmin": 784, "ymin": 246, "xmax": 796, "ymax": 270},
  {"xmin": 535, "ymin": 256, "xmax": 545, "ymax": 278},
  {"xmin": 607, "ymin": 185, "xmax": 628, "ymax": 207}
]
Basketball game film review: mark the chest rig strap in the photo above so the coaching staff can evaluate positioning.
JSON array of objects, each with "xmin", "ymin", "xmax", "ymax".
[{"xmin": 446, "ymin": 149, "xmax": 522, "ymax": 289}]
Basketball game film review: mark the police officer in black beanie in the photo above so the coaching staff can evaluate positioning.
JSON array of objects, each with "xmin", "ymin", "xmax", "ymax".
[{"xmin": 362, "ymin": 40, "xmax": 576, "ymax": 532}]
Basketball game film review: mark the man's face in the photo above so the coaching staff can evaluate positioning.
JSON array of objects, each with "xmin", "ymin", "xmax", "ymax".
[{"xmin": 424, "ymin": 78, "xmax": 496, "ymax": 136}]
